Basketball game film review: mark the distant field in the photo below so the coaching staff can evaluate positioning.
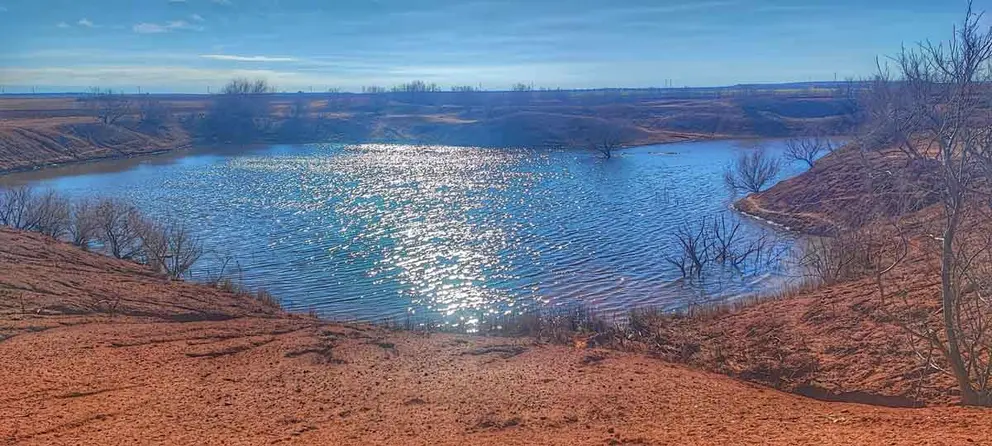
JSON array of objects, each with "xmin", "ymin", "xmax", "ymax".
[{"xmin": 0, "ymin": 89, "xmax": 858, "ymax": 173}]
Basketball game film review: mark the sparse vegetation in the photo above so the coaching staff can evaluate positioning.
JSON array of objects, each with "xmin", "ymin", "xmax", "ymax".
[
  {"xmin": 137, "ymin": 95, "xmax": 170, "ymax": 126},
  {"xmin": 138, "ymin": 219, "xmax": 203, "ymax": 279},
  {"xmin": 664, "ymin": 213, "xmax": 780, "ymax": 279},
  {"xmin": 836, "ymin": 2, "xmax": 992, "ymax": 406},
  {"xmin": 0, "ymin": 187, "xmax": 208, "ymax": 281},
  {"xmin": 783, "ymin": 134, "xmax": 834, "ymax": 168},
  {"xmin": 86, "ymin": 88, "xmax": 132, "ymax": 125},
  {"xmin": 723, "ymin": 144, "xmax": 782, "ymax": 194},
  {"xmin": 0, "ymin": 187, "xmax": 70, "ymax": 237},
  {"xmin": 206, "ymin": 78, "xmax": 275, "ymax": 142}
]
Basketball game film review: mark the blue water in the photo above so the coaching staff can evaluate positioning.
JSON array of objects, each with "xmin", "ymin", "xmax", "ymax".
[{"xmin": 12, "ymin": 141, "xmax": 804, "ymax": 328}]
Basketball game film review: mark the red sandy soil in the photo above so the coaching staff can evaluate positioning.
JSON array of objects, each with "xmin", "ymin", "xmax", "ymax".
[
  {"xmin": 2, "ymin": 230, "xmax": 991, "ymax": 445},
  {"xmin": 635, "ymin": 260, "xmax": 956, "ymax": 407},
  {"xmin": 702, "ymin": 145, "xmax": 975, "ymax": 406},
  {"xmin": 737, "ymin": 146, "xmax": 940, "ymax": 235}
]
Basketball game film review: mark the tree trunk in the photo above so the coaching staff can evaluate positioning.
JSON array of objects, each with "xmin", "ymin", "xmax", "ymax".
[{"xmin": 941, "ymin": 206, "xmax": 981, "ymax": 405}]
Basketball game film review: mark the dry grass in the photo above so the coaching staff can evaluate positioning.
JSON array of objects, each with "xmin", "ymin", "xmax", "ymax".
[{"xmin": 214, "ymin": 278, "xmax": 282, "ymax": 311}]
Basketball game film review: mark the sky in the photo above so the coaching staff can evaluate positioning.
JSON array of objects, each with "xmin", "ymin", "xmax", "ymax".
[{"xmin": 0, "ymin": 0, "xmax": 988, "ymax": 93}]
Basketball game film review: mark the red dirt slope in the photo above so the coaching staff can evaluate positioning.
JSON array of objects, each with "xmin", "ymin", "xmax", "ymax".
[{"xmin": 1, "ymin": 228, "xmax": 991, "ymax": 445}]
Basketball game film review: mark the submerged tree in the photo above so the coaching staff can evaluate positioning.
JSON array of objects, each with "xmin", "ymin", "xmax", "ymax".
[{"xmin": 592, "ymin": 128, "xmax": 625, "ymax": 160}]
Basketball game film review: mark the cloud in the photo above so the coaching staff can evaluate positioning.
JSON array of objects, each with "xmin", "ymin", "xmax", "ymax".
[
  {"xmin": 56, "ymin": 22, "xmax": 70, "ymax": 28},
  {"xmin": 77, "ymin": 18, "xmax": 96, "ymax": 27},
  {"xmin": 200, "ymin": 54, "xmax": 298, "ymax": 62},
  {"xmin": 133, "ymin": 23, "xmax": 168, "ymax": 33},
  {"xmin": 211, "ymin": 0, "xmax": 231, "ymax": 4},
  {"xmin": 0, "ymin": 65, "xmax": 328, "ymax": 91},
  {"xmin": 190, "ymin": 14, "xmax": 204, "ymax": 22},
  {"xmin": 133, "ymin": 20, "xmax": 202, "ymax": 34}
]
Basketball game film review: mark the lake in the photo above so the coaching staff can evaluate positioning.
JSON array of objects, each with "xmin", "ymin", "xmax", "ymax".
[{"xmin": 5, "ymin": 140, "xmax": 806, "ymax": 329}]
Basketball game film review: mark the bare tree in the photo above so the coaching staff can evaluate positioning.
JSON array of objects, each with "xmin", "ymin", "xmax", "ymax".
[
  {"xmin": 208, "ymin": 78, "xmax": 274, "ymax": 142},
  {"xmin": 87, "ymin": 88, "xmax": 132, "ymax": 125},
  {"xmin": 594, "ymin": 133, "xmax": 624, "ymax": 160},
  {"xmin": 783, "ymin": 135, "xmax": 834, "ymax": 168},
  {"xmin": 28, "ymin": 190, "xmax": 71, "ymax": 239},
  {"xmin": 93, "ymin": 199, "xmax": 145, "ymax": 260},
  {"xmin": 574, "ymin": 127, "xmax": 626, "ymax": 160},
  {"xmin": 861, "ymin": 2, "xmax": 992, "ymax": 405},
  {"xmin": 665, "ymin": 218, "xmax": 712, "ymax": 278},
  {"xmin": 724, "ymin": 145, "xmax": 782, "ymax": 194},
  {"xmin": 137, "ymin": 95, "xmax": 169, "ymax": 126},
  {"xmin": 222, "ymin": 78, "xmax": 274, "ymax": 96},
  {"xmin": 139, "ymin": 219, "xmax": 203, "ymax": 279},
  {"xmin": 69, "ymin": 198, "xmax": 100, "ymax": 249},
  {"xmin": 710, "ymin": 213, "xmax": 774, "ymax": 271},
  {"xmin": 0, "ymin": 187, "xmax": 34, "ymax": 229}
]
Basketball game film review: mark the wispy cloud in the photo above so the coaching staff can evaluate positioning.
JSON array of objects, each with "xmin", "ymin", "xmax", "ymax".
[
  {"xmin": 133, "ymin": 20, "xmax": 202, "ymax": 34},
  {"xmin": 0, "ymin": 65, "xmax": 327, "ymax": 91},
  {"xmin": 0, "ymin": 6, "xmax": 8, "ymax": 13},
  {"xmin": 211, "ymin": 0, "xmax": 231, "ymax": 5},
  {"xmin": 56, "ymin": 22, "xmax": 70, "ymax": 29},
  {"xmin": 77, "ymin": 18, "xmax": 96, "ymax": 28},
  {"xmin": 200, "ymin": 54, "xmax": 298, "ymax": 62},
  {"xmin": 168, "ymin": 0, "xmax": 186, "ymax": 3},
  {"xmin": 190, "ymin": 14, "xmax": 205, "ymax": 22}
]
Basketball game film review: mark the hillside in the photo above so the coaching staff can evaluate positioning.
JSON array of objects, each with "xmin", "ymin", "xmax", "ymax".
[
  {"xmin": 1, "ymin": 228, "xmax": 989, "ymax": 445},
  {"xmin": 0, "ymin": 93, "xmax": 856, "ymax": 174},
  {"xmin": 737, "ymin": 145, "xmax": 940, "ymax": 235}
]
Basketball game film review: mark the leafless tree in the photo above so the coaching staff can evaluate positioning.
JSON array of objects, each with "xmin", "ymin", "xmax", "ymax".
[
  {"xmin": 710, "ymin": 214, "xmax": 775, "ymax": 271},
  {"xmin": 139, "ymin": 219, "xmax": 203, "ymax": 279},
  {"xmin": 797, "ymin": 226, "xmax": 887, "ymax": 286},
  {"xmin": 222, "ymin": 78, "xmax": 274, "ymax": 96},
  {"xmin": 93, "ymin": 199, "xmax": 145, "ymax": 260},
  {"xmin": 724, "ymin": 145, "xmax": 782, "ymax": 194},
  {"xmin": 665, "ymin": 218, "xmax": 712, "ymax": 278},
  {"xmin": 209, "ymin": 78, "xmax": 274, "ymax": 142},
  {"xmin": 69, "ymin": 198, "xmax": 100, "ymax": 249},
  {"xmin": 575, "ymin": 127, "xmax": 626, "ymax": 160},
  {"xmin": 1, "ymin": 187, "xmax": 70, "ymax": 238},
  {"xmin": 289, "ymin": 93, "xmax": 310, "ymax": 120},
  {"xmin": 137, "ymin": 95, "xmax": 169, "ymax": 126},
  {"xmin": 0, "ymin": 187, "xmax": 34, "ymax": 229},
  {"xmin": 28, "ymin": 190, "xmax": 71, "ymax": 239},
  {"xmin": 860, "ymin": 2, "xmax": 992, "ymax": 405},
  {"xmin": 87, "ymin": 88, "xmax": 132, "ymax": 125},
  {"xmin": 391, "ymin": 80, "xmax": 442, "ymax": 93},
  {"xmin": 783, "ymin": 135, "xmax": 834, "ymax": 168}
]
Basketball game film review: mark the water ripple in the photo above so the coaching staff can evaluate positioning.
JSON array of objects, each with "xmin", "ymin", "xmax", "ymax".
[{"xmin": 27, "ymin": 141, "xmax": 804, "ymax": 328}]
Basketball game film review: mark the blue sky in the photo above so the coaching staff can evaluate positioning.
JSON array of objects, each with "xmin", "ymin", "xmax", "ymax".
[{"xmin": 0, "ymin": 0, "xmax": 987, "ymax": 93}]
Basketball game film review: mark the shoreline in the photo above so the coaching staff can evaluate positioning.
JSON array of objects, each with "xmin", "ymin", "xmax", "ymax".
[
  {"xmin": 0, "ymin": 135, "xmax": 720, "ymax": 179},
  {"xmin": 1, "ymin": 227, "xmax": 989, "ymax": 445}
]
